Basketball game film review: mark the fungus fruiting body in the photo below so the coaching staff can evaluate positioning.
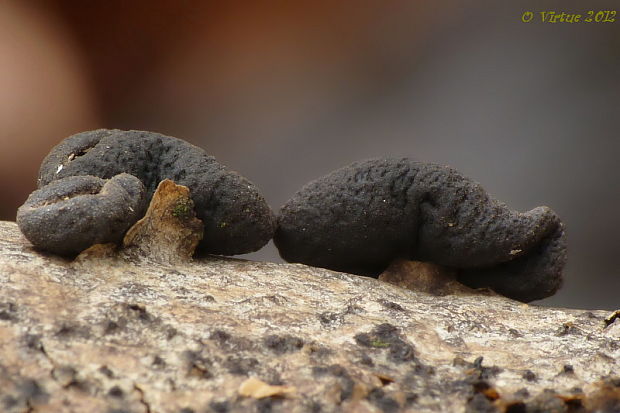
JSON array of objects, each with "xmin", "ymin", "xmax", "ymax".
[
  {"xmin": 274, "ymin": 158, "xmax": 567, "ymax": 302},
  {"xmin": 21, "ymin": 129, "xmax": 275, "ymax": 255},
  {"xmin": 17, "ymin": 174, "xmax": 147, "ymax": 255}
]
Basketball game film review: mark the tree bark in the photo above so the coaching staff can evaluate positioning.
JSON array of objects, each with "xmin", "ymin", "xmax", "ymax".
[{"xmin": 0, "ymin": 218, "xmax": 618, "ymax": 413}]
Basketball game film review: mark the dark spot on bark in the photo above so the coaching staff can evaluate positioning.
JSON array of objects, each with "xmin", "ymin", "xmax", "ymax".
[
  {"xmin": 354, "ymin": 323, "xmax": 416, "ymax": 363},
  {"xmin": 51, "ymin": 366, "xmax": 79, "ymax": 387},
  {"xmin": 184, "ymin": 351, "xmax": 213, "ymax": 379},
  {"xmin": 208, "ymin": 330, "xmax": 254, "ymax": 353},
  {"xmin": 166, "ymin": 327, "xmax": 178, "ymax": 340},
  {"xmin": 22, "ymin": 334, "xmax": 42, "ymax": 351},
  {"xmin": 224, "ymin": 356, "xmax": 259, "ymax": 375},
  {"xmin": 275, "ymin": 158, "xmax": 566, "ymax": 302},
  {"xmin": 514, "ymin": 388, "xmax": 530, "ymax": 399},
  {"xmin": 358, "ymin": 353, "xmax": 375, "ymax": 367},
  {"xmin": 2, "ymin": 395, "xmax": 18, "ymax": 409},
  {"xmin": 606, "ymin": 340, "xmax": 620, "ymax": 351},
  {"xmin": 509, "ymin": 328, "xmax": 523, "ymax": 338},
  {"xmin": 405, "ymin": 393, "xmax": 419, "ymax": 406},
  {"xmin": 562, "ymin": 364, "xmax": 575, "ymax": 375},
  {"xmin": 0, "ymin": 302, "xmax": 17, "ymax": 322},
  {"xmin": 152, "ymin": 355, "xmax": 166, "ymax": 369},
  {"xmin": 457, "ymin": 357, "xmax": 502, "ymax": 381},
  {"xmin": 505, "ymin": 402, "xmax": 527, "ymax": 413},
  {"xmin": 318, "ymin": 311, "xmax": 341, "ymax": 325},
  {"xmin": 305, "ymin": 343, "xmax": 332, "ymax": 359},
  {"xmin": 108, "ymin": 386, "xmax": 124, "ymax": 398},
  {"xmin": 263, "ymin": 334, "xmax": 304, "ymax": 354},
  {"xmin": 367, "ymin": 388, "xmax": 400, "ymax": 413},
  {"xmin": 210, "ymin": 329, "xmax": 231, "ymax": 344},
  {"xmin": 332, "ymin": 365, "xmax": 355, "ymax": 401},
  {"xmin": 388, "ymin": 340, "xmax": 416, "ymax": 363},
  {"xmin": 127, "ymin": 304, "xmax": 151, "ymax": 322},
  {"xmin": 318, "ymin": 304, "xmax": 362, "ymax": 326},
  {"xmin": 104, "ymin": 320, "xmax": 122, "ymax": 334},
  {"xmin": 19, "ymin": 379, "xmax": 49, "ymax": 404},
  {"xmin": 378, "ymin": 299, "xmax": 405, "ymax": 312},
  {"xmin": 256, "ymin": 397, "xmax": 283, "ymax": 413},
  {"xmin": 312, "ymin": 364, "xmax": 354, "ymax": 401},
  {"xmin": 303, "ymin": 401, "xmax": 323, "ymax": 413},
  {"xmin": 55, "ymin": 323, "xmax": 91, "ymax": 339},
  {"xmin": 523, "ymin": 370, "xmax": 537, "ymax": 382},
  {"xmin": 465, "ymin": 392, "xmax": 499, "ymax": 413},
  {"xmin": 311, "ymin": 366, "xmax": 330, "ymax": 377},
  {"xmin": 179, "ymin": 409, "xmax": 195, "ymax": 413},
  {"xmin": 209, "ymin": 401, "xmax": 229, "ymax": 413},
  {"xmin": 98, "ymin": 366, "xmax": 114, "ymax": 378},
  {"xmin": 263, "ymin": 370, "xmax": 284, "ymax": 386},
  {"xmin": 410, "ymin": 363, "xmax": 435, "ymax": 377}
]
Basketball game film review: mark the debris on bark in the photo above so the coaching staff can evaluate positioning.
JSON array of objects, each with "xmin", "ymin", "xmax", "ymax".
[{"xmin": 121, "ymin": 179, "xmax": 203, "ymax": 264}]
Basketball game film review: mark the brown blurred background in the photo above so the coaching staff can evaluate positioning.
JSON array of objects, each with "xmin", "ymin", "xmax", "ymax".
[{"xmin": 1, "ymin": 1, "xmax": 618, "ymax": 309}]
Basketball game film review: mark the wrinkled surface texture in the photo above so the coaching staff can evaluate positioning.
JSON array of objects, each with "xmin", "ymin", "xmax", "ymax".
[
  {"xmin": 0, "ymin": 221, "xmax": 617, "ymax": 413},
  {"xmin": 16, "ymin": 174, "xmax": 147, "ymax": 255},
  {"xmin": 275, "ymin": 158, "xmax": 567, "ymax": 302},
  {"xmin": 37, "ymin": 129, "xmax": 275, "ymax": 255}
]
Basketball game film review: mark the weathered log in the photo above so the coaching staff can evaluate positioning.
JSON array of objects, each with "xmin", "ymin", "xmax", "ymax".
[{"xmin": 0, "ymin": 184, "xmax": 618, "ymax": 412}]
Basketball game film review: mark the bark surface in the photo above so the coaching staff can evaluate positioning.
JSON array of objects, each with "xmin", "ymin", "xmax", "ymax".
[{"xmin": 0, "ymin": 217, "xmax": 618, "ymax": 413}]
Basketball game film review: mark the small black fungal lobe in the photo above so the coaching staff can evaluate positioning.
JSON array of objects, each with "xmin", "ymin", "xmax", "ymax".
[
  {"xmin": 17, "ymin": 174, "xmax": 147, "ymax": 255},
  {"xmin": 274, "ymin": 158, "xmax": 567, "ymax": 302},
  {"xmin": 35, "ymin": 129, "xmax": 275, "ymax": 255}
]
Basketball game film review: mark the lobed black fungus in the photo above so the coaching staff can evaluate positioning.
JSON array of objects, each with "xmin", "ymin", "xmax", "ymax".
[
  {"xmin": 274, "ymin": 158, "xmax": 567, "ymax": 302},
  {"xmin": 17, "ymin": 174, "xmax": 147, "ymax": 255},
  {"xmin": 28, "ymin": 129, "xmax": 275, "ymax": 255}
]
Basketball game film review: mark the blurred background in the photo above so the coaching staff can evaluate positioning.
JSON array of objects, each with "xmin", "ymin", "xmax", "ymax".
[{"xmin": 1, "ymin": 1, "xmax": 618, "ymax": 309}]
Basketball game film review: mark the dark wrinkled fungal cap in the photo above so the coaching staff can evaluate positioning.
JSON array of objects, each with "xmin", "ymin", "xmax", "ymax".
[
  {"xmin": 17, "ymin": 174, "xmax": 147, "ymax": 255},
  {"xmin": 36, "ymin": 129, "xmax": 275, "ymax": 255},
  {"xmin": 274, "ymin": 158, "xmax": 567, "ymax": 302}
]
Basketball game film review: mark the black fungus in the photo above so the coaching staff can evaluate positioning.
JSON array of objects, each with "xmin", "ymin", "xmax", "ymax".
[
  {"xmin": 29, "ymin": 129, "xmax": 275, "ymax": 255},
  {"xmin": 274, "ymin": 158, "xmax": 567, "ymax": 302},
  {"xmin": 17, "ymin": 173, "xmax": 147, "ymax": 255}
]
